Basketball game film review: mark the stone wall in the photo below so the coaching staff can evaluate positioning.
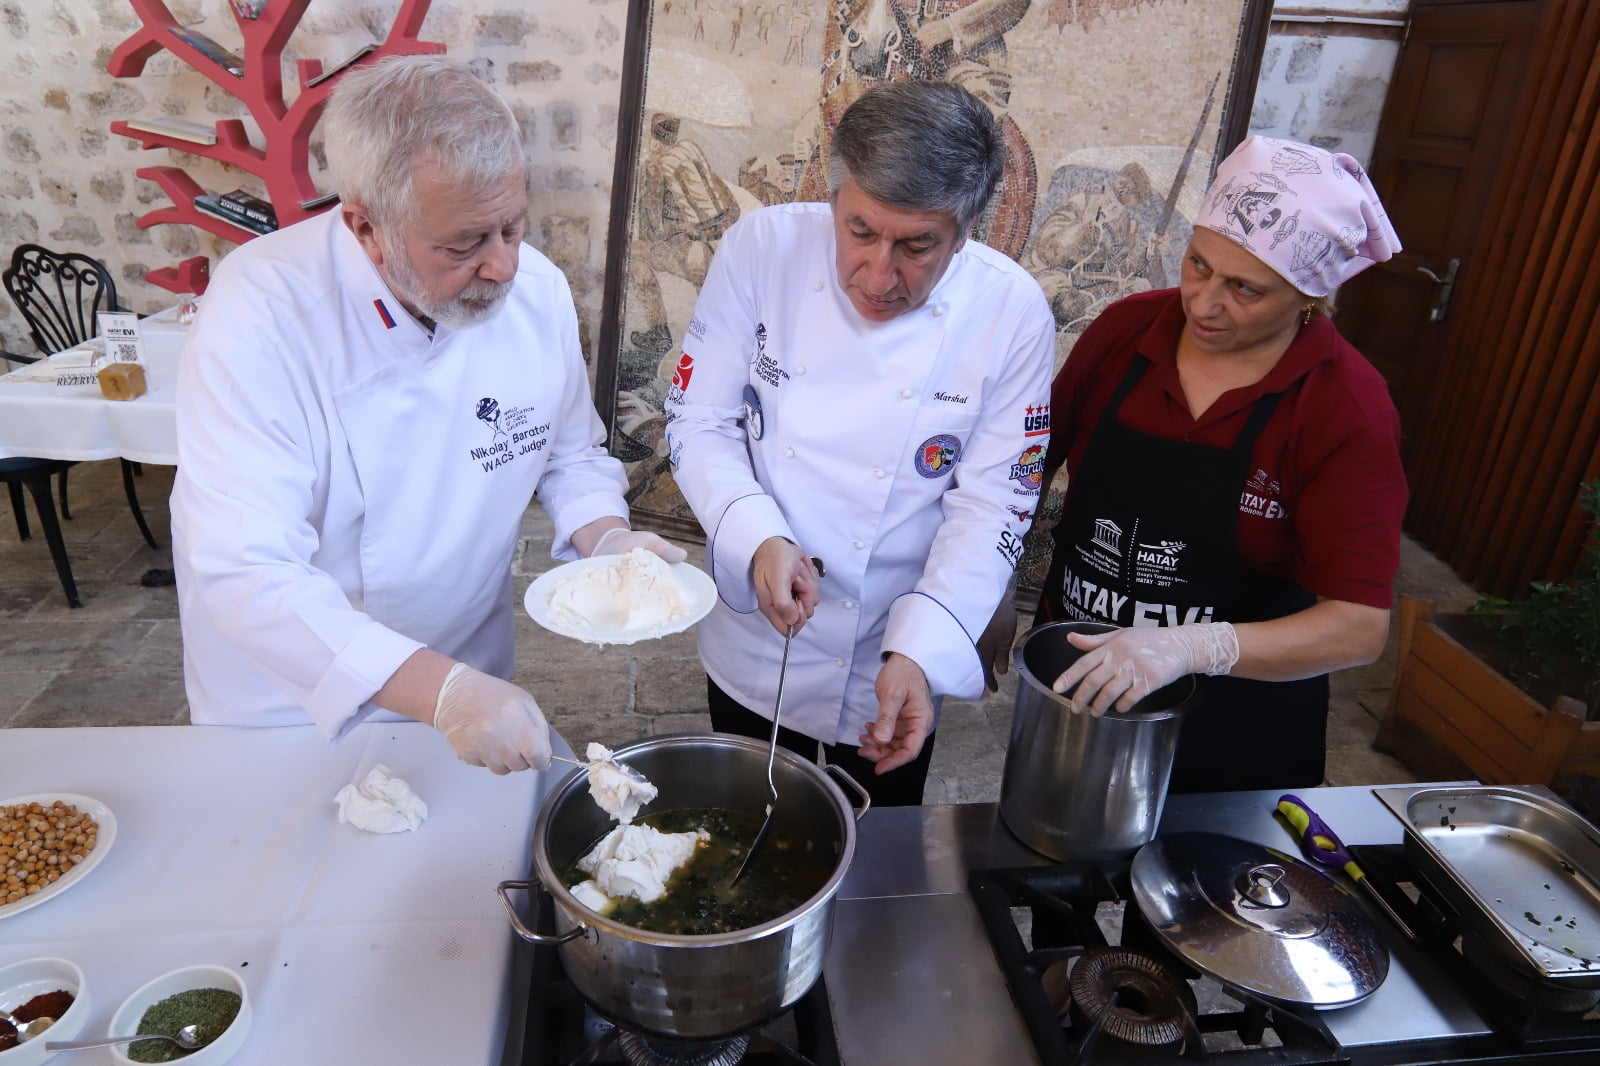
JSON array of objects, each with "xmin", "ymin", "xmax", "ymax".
[
  {"xmin": 0, "ymin": 0, "xmax": 1406, "ymax": 358},
  {"xmin": 0, "ymin": 0, "xmax": 629, "ymax": 355}
]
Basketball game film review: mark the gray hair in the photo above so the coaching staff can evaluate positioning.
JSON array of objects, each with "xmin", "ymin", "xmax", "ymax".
[
  {"xmin": 827, "ymin": 81, "xmax": 1004, "ymax": 233},
  {"xmin": 323, "ymin": 55, "xmax": 525, "ymax": 229}
]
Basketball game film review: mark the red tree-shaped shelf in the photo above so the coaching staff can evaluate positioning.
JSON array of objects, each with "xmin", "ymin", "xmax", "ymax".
[{"xmin": 109, "ymin": 0, "xmax": 443, "ymax": 294}]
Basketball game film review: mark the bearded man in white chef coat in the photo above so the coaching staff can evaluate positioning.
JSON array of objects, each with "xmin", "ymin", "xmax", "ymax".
[
  {"xmin": 665, "ymin": 80, "xmax": 1055, "ymax": 805},
  {"xmin": 170, "ymin": 56, "xmax": 683, "ymax": 773}
]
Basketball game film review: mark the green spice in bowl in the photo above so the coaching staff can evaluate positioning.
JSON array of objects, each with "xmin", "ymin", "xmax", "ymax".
[
  {"xmin": 108, "ymin": 964, "xmax": 251, "ymax": 1066},
  {"xmin": 129, "ymin": 987, "xmax": 241, "ymax": 1062}
]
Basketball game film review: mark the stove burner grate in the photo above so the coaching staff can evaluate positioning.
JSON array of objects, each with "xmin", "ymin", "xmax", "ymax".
[
  {"xmin": 617, "ymin": 1030, "xmax": 752, "ymax": 1066},
  {"xmin": 1068, "ymin": 946, "xmax": 1198, "ymax": 1048}
]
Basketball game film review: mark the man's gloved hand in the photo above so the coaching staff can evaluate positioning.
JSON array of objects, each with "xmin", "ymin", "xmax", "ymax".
[
  {"xmin": 432, "ymin": 663, "xmax": 553, "ymax": 774},
  {"xmin": 1052, "ymin": 622, "xmax": 1239, "ymax": 715},
  {"xmin": 591, "ymin": 526, "xmax": 689, "ymax": 563}
]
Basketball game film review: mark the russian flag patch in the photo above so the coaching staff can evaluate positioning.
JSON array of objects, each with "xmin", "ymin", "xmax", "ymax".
[{"xmin": 373, "ymin": 298, "xmax": 397, "ymax": 329}]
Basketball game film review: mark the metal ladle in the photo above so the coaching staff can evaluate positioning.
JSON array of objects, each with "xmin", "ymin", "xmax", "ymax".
[
  {"xmin": 46, "ymin": 1024, "xmax": 203, "ymax": 1053},
  {"xmin": 732, "ymin": 620, "xmax": 796, "ymax": 886},
  {"xmin": 0, "ymin": 1007, "xmax": 54, "ymax": 1043}
]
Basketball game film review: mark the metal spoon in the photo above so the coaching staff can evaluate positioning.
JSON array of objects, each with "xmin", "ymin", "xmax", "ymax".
[
  {"xmin": 45, "ymin": 1024, "xmax": 203, "ymax": 1053},
  {"xmin": 732, "ymin": 620, "xmax": 796, "ymax": 885},
  {"xmin": 0, "ymin": 1007, "xmax": 54, "ymax": 1042}
]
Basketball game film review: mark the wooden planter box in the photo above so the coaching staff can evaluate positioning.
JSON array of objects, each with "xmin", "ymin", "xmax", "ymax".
[{"xmin": 1375, "ymin": 594, "xmax": 1596, "ymax": 785}]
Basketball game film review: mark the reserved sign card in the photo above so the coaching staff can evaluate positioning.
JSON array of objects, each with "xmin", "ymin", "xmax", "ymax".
[{"xmin": 97, "ymin": 311, "xmax": 146, "ymax": 365}]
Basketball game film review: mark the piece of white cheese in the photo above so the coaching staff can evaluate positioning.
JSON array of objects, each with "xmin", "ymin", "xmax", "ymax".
[
  {"xmin": 584, "ymin": 742, "xmax": 659, "ymax": 824},
  {"xmin": 333, "ymin": 763, "xmax": 428, "ymax": 834},
  {"xmin": 575, "ymin": 823, "xmax": 709, "ymax": 904},
  {"xmin": 547, "ymin": 548, "xmax": 688, "ymax": 637}
]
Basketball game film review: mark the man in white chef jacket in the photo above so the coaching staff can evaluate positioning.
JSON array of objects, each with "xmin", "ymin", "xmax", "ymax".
[
  {"xmin": 665, "ymin": 81, "xmax": 1055, "ymax": 804},
  {"xmin": 170, "ymin": 57, "xmax": 683, "ymax": 773}
]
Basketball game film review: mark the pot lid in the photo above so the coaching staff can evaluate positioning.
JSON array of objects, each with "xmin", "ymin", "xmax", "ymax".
[{"xmin": 1130, "ymin": 832, "xmax": 1389, "ymax": 1007}]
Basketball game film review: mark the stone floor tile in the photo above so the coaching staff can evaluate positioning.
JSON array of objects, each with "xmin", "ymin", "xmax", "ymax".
[
  {"xmin": 12, "ymin": 669, "xmax": 188, "ymax": 727},
  {"xmin": 0, "ymin": 670, "xmax": 55, "ymax": 726}
]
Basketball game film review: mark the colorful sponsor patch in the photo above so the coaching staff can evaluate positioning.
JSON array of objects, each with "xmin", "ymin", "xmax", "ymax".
[
  {"xmin": 1024, "ymin": 403, "xmax": 1051, "ymax": 437},
  {"xmin": 671, "ymin": 351, "xmax": 695, "ymax": 392},
  {"xmin": 914, "ymin": 433, "xmax": 962, "ymax": 478},
  {"xmin": 1009, "ymin": 444, "xmax": 1045, "ymax": 491}
]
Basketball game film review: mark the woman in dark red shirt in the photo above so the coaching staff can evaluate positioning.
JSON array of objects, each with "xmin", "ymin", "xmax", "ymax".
[{"xmin": 1027, "ymin": 136, "xmax": 1407, "ymax": 792}]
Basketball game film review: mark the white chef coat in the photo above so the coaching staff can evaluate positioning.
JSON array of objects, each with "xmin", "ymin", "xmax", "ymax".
[
  {"xmin": 665, "ymin": 202, "xmax": 1054, "ymax": 745},
  {"xmin": 171, "ymin": 210, "xmax": 628, "ymax": 737}
]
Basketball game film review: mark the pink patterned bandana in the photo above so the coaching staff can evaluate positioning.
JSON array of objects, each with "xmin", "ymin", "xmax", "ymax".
[{"xmin": 1194, "ymin": 136, "xmax": 1402, "ymax": 298}]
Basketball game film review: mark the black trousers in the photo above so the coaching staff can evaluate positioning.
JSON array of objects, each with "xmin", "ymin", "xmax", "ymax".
[{"xmin": 705, "ymin": 677, "xmax": 936, "ymax": 807}]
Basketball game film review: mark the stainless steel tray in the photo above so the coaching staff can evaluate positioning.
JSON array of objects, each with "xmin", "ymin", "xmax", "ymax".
[{"xmin": 1374, "ymin": 784, "xmax": 1600, "ymax": 986}]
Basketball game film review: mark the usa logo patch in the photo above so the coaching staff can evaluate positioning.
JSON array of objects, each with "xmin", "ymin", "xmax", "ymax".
[
  {"xmin": 1024, "ymin": 403, "xmax": 1051, "ymax": 437},
  {"xmin": 914, "ymin": 434, "xmax": 962, "ymax": 478}
]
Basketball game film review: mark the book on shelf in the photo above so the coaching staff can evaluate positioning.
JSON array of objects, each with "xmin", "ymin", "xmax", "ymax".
[
  {"xmin": 305, "ymin": 43, "xmax": 377, "ymax": 88},
  {"xmin": 218, "ymin": 189, "xmax": 278, "ymax": 228},
  {"xmin": 122, "ymin": 117, "xmax": 218, "ymax": 145},
  {"xmin": 299, "ymin": 191, "xmax": 340, "ymax": 211},
  {"xmin": 168, "ymin": 27, "xmax": 245, "ymax": 77},
  {"xmin": 194, "ymin": 194, "xmax": 276, "ymax": 235}
]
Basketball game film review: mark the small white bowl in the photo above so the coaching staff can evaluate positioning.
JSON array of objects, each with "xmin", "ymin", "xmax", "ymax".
[
  {"xmin": 0, "ymin": 956, "xmax": 89, "ymax": 1066},
  {"xmin": 107, "ymin": 965, "xmax": 250, "ymax": 1066}
]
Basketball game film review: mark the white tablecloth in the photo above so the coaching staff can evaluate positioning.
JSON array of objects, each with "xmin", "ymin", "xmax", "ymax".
[
  {"xmin": 2, "ymin": 722, "xmax": 566, "ymax": 1066},
  {"xmin": 0, "ymin": 311, "xmax": 188, "ymax": 465}
]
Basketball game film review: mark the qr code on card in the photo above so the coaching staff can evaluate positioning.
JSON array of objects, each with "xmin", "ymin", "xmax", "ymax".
[{"xmin": 110, "ymin": 340, "xmax": 140, "ymax": 361}]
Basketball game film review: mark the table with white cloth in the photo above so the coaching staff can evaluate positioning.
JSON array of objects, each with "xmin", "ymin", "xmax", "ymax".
[
  {"xmin": 0, "ymin": 309, "xmax": 188, "ymax": 464},
  {"xmin": 2, "ymin": 722, "xmax": 570, "ymax": 1065}
]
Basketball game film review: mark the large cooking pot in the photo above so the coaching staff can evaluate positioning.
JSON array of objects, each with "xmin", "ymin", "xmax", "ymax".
[
  {"xmin": 497, "ymin": 733, "xmax": 869, "ymax": 1040},
  {"xmin": 1000, "ymin": 621, "xmax": 1197, "ymax": 861}
]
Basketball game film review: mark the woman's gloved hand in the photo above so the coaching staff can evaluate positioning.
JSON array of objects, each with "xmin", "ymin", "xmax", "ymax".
[
  {"xmin": 1052, "ymin": 622, "xmax": 1239, "ymax": 715},
  {"xmin": 432, "ymin": 663, "xmax": 553, "ymax": 774},
  {"xmin": 590, "ymin": 526, "xmax": 689, "ymax": 563}
]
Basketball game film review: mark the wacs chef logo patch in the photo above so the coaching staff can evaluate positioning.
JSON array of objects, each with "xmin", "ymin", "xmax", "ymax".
[
  {"xmin": 914, "ymin": 434, "xmax": 962, "ymax": 478},
  {"xmin": 468, "ymin": 395, "xmax": 546, "ymax": 471}
]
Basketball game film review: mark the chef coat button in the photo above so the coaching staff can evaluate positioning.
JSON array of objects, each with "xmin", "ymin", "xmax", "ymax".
[
  {"xmin": 796, "ymin": 365, "xmax": 807, "ymax": 375},
  {"xmin": 835, "ymin": 658, "xmax": 846, "ymax": 668},
  {"xmin": 785, "ymin": 447, "xmax": 795, "ymax": 458},
  {"xmin": 843, "ymin": 600, "xmax": 855, "ymax": 610},
  {"xmin": 932, "ymin": 306, "xmax": 945, "ymax": 317},
  {"xmin": 873, "ymin": 468, "xmax": 885, "ymax": 479},
  {"xmin": 852, "ymin": 539, "xmax": 865, "ymax": 550},
  {"xmin": 812, "ymin": 281, "xmax": 824, "ymax": 292},
  {"xmin": 900, "ymin": 389, "xmax": 912, "ymax": 399}
]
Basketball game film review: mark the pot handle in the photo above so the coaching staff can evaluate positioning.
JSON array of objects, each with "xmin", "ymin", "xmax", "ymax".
[
  {"xmin": 825, "ymin": 763, "xmax": 872, "ymax": 820},
  {"xmin": 497, "ymin": 879, "xmax": 587, "ymax": 945}
]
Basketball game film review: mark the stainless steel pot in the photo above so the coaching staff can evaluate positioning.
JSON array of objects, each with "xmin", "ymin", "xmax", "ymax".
[
  {"xmin": 1000, "ymin": 621, "xmax": 1197, "ymax": 861},
  {"xmin": 498, "ymin": 733, "xmax": 869, "ymax": 1040}
]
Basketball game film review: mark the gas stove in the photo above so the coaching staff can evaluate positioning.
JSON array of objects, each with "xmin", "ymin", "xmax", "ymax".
[
  {"xmin": 968, "ymin": 845, "xmax": 1600, "ymax": 1065},
  {"xmin": 510, "ymin": 889, "xmax": 839, "ymax": 1066}
]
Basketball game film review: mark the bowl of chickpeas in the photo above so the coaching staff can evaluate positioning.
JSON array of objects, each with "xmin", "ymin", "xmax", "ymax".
[{"xmin": 0, "ymin": 795, "xmax": 113, "ymax": 919}]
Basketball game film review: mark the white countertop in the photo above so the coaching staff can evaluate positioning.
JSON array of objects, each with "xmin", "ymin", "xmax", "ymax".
[{"xmin": 2, "ymin": 722, "xmax": 564, "ymax": 1066}]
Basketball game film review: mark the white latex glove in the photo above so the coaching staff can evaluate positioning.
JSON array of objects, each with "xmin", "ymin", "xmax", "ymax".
[
  {"xmin": 432, "ymin": 663, "xmax": 553, "ymax": 774},
  {"xmin": 1052, "ymin": 623, "xmax": 1239, "ymax": 715},
  {"xmin": 590, "ymin": 526, "xmax": 689, "ymax": 564}
]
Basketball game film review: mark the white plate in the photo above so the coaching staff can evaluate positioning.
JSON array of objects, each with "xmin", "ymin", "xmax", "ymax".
[
  {"xmin": 0, "ymin": 794, "xmax": 116, "ymax": 921},
  {"xmin": 524, "ymin": 556, "xmax": 716, "ymax": 644}
]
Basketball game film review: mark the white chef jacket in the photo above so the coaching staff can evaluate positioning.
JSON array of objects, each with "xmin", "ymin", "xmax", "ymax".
[
  {"xmin": 171, "ymin": 210, "xmax": 628, "ymax": 737},
  {"xmin": 665, "ymin": 202, "xmax": 1054, "ymax": 744}
]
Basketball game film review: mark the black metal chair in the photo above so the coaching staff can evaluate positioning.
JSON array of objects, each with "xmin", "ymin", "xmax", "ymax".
[{"xmin": 2, "ymin": 245, "xmax": 160, "ymax": 607}]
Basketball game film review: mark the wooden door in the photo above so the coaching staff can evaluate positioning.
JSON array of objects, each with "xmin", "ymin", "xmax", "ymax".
[{"xmin": 1334, "ymin": 0, "xmax": 1545, "ymax": 461}]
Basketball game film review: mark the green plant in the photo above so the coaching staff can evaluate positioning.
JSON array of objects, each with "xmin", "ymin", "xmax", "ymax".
[{"xmin": 1471, "ymin": 480, "xmax": 1600, "ymax": 709}]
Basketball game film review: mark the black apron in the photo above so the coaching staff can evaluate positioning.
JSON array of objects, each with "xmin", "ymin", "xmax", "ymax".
[{"xmin": 1037, "ymin": 357, "xmax": 1327, "ymax": 793}]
